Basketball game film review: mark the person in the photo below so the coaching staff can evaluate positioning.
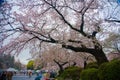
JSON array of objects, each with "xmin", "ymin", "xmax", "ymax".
[
  {"xmin": 35, "ymin": 75, "xmax": 42, "ymax": 80},
  {"xmin": 0, "ymin": 71, "xmax": 2, "ymax": 80},
  {"xmin": 50, "ymin": 71, "xmax": 57, "ymax": 79},
  {"xmin": 44, "ymin": 70, "xmax": 50, "ymax": 80},
  {"xmin": 6, "ymin": 71, "xmax": 13, "ymax": 80},
  {"xmin": 28, "ymin": 71, "xmax": 32, "ymax": 78},
  {"xmin": 35, "ymin": 72, "xmax": 42, "ymax": 80},
  {"xmin": 1, "ymin": 71, "xmax": 7, "ymax": 80}
]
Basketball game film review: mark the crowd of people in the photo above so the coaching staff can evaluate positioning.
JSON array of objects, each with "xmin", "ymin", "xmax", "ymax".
[
  {"xmin": 0, "ymin": 71, "xmax": 13, "ymax": 80},
  {"xmin": 0, "ymin": 69, "xmax": 57, "ymax": 80},
  {"xmin": 34, "ymin": 70, "xmax": 57, "ymax": 80}
]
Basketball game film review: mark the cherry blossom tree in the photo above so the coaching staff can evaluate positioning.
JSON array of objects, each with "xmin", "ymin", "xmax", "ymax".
[{"xmin": 1, "ymin": 0, "xmax": 120, "ymax": 65}]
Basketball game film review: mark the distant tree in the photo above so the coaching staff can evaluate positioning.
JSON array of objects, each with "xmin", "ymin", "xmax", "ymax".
[
  {"xmin": 0, "ymin": 54, "xmax": 15, "ymax": 69},
  {"xmin": 27, "ymin": 60, "xmax": 34, "ymax": 70},
  {"xmin": 14, "ymin": 59, "xmax": 22, "ymax": 70},
  {"xmin": 33, "ymin": 45, "xmax": 86, "ymax": 71},
  {"xmin": 34, "ymin": 58, "xmax": 43, "ymax": 70},
  {"xmin": 53, "ymin": 59, "xmax": 68, "ymax": 73}
]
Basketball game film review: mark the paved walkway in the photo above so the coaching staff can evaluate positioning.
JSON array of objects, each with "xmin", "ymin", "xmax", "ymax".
[{"xmin": 12, "ymin": 75, "xmax": 36, "ymax": 80}]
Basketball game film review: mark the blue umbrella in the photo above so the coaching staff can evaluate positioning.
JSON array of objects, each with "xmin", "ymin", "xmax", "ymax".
[
  {"xmin": 117, "ymin": 0, "xmax": 120, "ymax": 4},
  {"xmin": 35, "ymin": 75, "xmax": 42, "ymax": 80}
]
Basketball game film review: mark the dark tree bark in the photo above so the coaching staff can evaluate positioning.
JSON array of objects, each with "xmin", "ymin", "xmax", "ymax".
[
  {"xmin": 53, "ymin": 59, "xmax": 68, "ymax": 73},
  {"xmin": 72, "ymin": 62, "xmax": 77, "ymax": 67},
  {"xmin": 62, "ymin": 44, "xmax": 108, "ymax": 65},
  {"xmin": 92, "ymin": 49, "xmax": 108, "ymax": 65}
]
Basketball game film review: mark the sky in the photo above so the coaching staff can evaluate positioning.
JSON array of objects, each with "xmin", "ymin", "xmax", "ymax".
[{"xmin": 15, "ymin": 49, "xmax": 32, "ymax": 65}]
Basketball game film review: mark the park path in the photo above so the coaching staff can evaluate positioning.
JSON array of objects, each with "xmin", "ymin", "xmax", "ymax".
[{"xmin": 12, "ymin": 75, "xmax": 36, "ymax": 80}]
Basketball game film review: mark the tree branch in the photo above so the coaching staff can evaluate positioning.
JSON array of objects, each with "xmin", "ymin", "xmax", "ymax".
[
  {"xmin": 62, "ymin": 44, "xmax": 94, "ymax": 53},
  {"xmin": 105, "ymin": 19, "xmax": 120, "ymax": 23},
  {"xmin": 79, "ymin": 0, "xmax": 95, "ymax": 38},
  {"xmin": 68, "ymin": 39, "xmax": 82, "ymax": 43},
  {"xmin": 81, "ymin": 0, "xmax": 95, "ymax": 14},
  {"xmin": 43, "ymin": 0, "xmax": 80, "ymax": 33}
]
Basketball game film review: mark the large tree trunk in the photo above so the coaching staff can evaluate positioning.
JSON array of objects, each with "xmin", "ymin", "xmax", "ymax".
[
  {"xmin": 62, "ymin": 45, "xmax": 108, "ymax": 65},
  {"xmin": 92, "ymin": 49, "xmax": 108, "ymax": 65}
]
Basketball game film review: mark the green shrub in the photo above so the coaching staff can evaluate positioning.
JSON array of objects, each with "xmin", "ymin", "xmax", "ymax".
[
  {"xmin": 55, "ymin": 77, "xmax": 64, "ymax": 80},
  {"xmin": 97, "ymin": 62, "xmax": 108, "ymax": 80},
  {"xmin": 98, "ymin": 60, "xmax": 120, "ymax": 80},
  {"xmin": 80, "ymin": 68, "xmax": 99, "ymax": 80},
  {"xmin": 86, "ymin": 62, "xmax": 98, "ymax": 69},
  {"xmin": 59, "ymin": 66, "xmax": 82, "ymax": 80}
]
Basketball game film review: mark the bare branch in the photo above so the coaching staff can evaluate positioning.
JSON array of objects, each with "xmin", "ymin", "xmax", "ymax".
[{"xmin": 105, "ymin": 19, "xmax": 120, "ymax": 23}]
